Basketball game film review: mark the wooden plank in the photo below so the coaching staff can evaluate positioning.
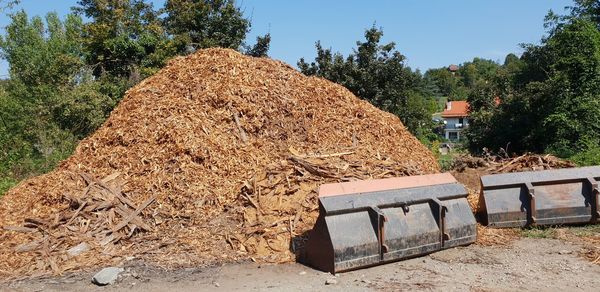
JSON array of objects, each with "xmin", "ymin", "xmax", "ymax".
[
  {"xmin": 111, "ymin": 196, "xmax": 156, "ymax": 233},
  {"xmin": 79, "ymin": 172, "xmax": 94, "ymax": 186},
  {"xmin": 65, "ymin": 201, "xmax": 87, "ymax": 226},
  {"xmin": 3, "ymin": 226, "xmax": 38, "ymax": 233},
  {"xmin": 230, "ymin": 105, "xmax": 249, "ymax": 143},
  {"xmin": 24, "ymin": 218, "xmax": 50, "ymax": 227},
  {"xmin": 101, "ymin": 172, "xmax": 121, "ymax": 183},
  {"xmin": 114, "ymin": 205, "xmax": 153, "ymax": 231},
  {"xmin": 14, "ymin": 241, "xmax": 41, "ymax": 253}
]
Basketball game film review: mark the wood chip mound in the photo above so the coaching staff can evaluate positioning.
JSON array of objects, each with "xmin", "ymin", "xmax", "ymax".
[{"xmin": 0, "ymin": 48, "xmax": 439, "ymax": 278}]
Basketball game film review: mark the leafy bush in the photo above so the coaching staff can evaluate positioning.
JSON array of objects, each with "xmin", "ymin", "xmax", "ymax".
[
  {"xmin": 569, "ymin": 145, "xmax": 600, "ymax": 166},
  {"xmin": 0, "ymin": 177, "xmax": 17, "ymax": 196}
]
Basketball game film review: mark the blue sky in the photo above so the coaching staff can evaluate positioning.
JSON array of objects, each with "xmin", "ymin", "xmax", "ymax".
[{"xmin": 0, "ymin": 0, "xmax": 574, "ymax": 77}]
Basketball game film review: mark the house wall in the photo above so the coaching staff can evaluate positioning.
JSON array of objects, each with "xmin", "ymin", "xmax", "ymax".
[
  {"xmin": 442, "ymin": 116, "xmax": 469, "ymax": 141},
  {"xmin": 444, "ymin": 130, "xmax": 460, "ymax": 140},
  {"xmin": 444, "ymin": 117, "xmax": 469, "ymax": 129}
]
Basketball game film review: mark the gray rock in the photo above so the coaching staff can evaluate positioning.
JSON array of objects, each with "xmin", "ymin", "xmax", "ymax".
[
  {"xmin": 67, "ymin": 242, "xmax": 89, "ymax": 257},
  {"xmin": 92, "ymin": 267, "xmax": 124, "ymax": 286},
  {"xmin": 325, "ymin": 278, "xmax": 337, "ymax": 285}
]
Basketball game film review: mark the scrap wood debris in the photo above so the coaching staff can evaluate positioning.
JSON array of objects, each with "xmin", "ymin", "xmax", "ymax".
[
  {"xmin": 486, "ymin": 153, "xmax": 575, "ymax": 173},
  {"xmin": 1, "ymin": 172, "xmax": 158, "ymax": 277},
  {"xmin": 0, "ymin": 48, "xmax": 439, "ymax": 278},
  {"xmin": 452, "ymin": 152, "xmax": 575, "ymax": 174}
]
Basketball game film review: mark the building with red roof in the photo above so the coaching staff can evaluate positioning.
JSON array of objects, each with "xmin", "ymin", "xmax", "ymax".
[{"xmin": 441, "ymin": 100, "xmax": 469, "ymax": 141}]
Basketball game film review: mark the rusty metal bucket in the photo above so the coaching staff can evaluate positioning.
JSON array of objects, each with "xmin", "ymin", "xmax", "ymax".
[
  {"xmin": 479, "ymin": 166, "xmax": 600, "ymax": 228},
  {"xmin": 302, "ymin": 173, "xmax": 477, "ymax": 274}
]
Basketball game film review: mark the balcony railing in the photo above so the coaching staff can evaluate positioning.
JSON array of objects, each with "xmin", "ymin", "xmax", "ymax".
[{"xmin": 445, "ymin": 123, "xmax": 468, "ymax": 130}]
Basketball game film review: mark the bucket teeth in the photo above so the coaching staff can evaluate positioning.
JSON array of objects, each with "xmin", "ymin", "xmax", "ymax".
[
  {"xmin": 303, "ymin": 173, "xmax": 477, "ymax": 274},
  {"xmin": 479, "ymin": 166, "xmax": 600, "ymax": 228}
]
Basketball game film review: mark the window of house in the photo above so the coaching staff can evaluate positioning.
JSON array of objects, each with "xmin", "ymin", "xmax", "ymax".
[
  {"xmin": 458, "ymin": 118, "xmax": 464, "ymax": 124},
  {"xmin": 448, "ymin": 131, "xmax": 458, "ymax": 141}
]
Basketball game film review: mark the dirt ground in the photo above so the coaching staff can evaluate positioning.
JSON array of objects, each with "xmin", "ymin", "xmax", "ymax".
[{"xmin": 4, "ymin": 237, "xmax": 600, "ymax": 292}]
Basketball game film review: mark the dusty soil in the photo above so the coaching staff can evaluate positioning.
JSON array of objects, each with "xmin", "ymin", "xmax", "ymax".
[
  {"xmin": 4, "ymin": 237, "xmax": 600, "ymax": 292},
  {"xmin": 452, "ymin": 167, "xmax": 486, "ymax": 192}
]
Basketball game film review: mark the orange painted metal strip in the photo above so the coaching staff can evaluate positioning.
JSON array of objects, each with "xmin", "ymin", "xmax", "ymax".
[{"xmin": 318, "ymin": 173, "xmax": 458, "ymax": 198}]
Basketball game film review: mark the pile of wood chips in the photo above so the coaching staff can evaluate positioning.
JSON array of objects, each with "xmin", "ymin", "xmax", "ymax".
[{"xmin": 0, "ymin": 48, "xmax": 438, "ymax": 278}]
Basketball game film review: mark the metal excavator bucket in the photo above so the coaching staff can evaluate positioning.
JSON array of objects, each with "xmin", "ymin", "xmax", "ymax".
[
  {"xmin": 479, "ymin": 166, "xmax": 600, "ymax": 228},
  {"xmin": 303, "ymin": 173, "xmax": 477, "ymax": 274}
]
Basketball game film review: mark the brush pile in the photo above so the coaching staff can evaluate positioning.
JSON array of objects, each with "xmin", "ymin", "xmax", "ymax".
[
  {"xmin": 486, "ymin": 153, "xmax": 575, "ymax": 173},
  {"xmin": 0, "ymin": 48, "xmax": 438, "ymax": 278}
]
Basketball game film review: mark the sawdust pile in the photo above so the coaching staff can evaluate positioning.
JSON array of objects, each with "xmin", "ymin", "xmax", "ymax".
[{"xmin": 0, "ymin": 48, "xmax": 439, "ymax": 278}]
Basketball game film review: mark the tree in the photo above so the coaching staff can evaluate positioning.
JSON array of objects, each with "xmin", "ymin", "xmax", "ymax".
[
  {"xmin": 298, "ymin": 27, "xmax": 436, "ymax": 135},
  {"xmin": 245, "ymin": 33, "xmax": 271, "ymax": 57},
  {"xmin": 0, "ymin": 11, "xmax": 85, "ymax": 178},
  {"xmin": 423, "ymin": 68, "xmax": 458, "ymax": 97},
  {"xmin": 73, "ymin": 0, "xmax": 170, "ymax": 79},
  {"xmin": 0, "ymin": 0, "xmax": 19, "ymax": 12},
  {"xmin": 163, "ymin": 0, "xmax": 250, "ymax": 54},
  {"xmin": 466, "ymin": 19, "xmax": 600, "ymax": 155},
  {"xmin": 533, "ymin": 19, "xmax": 600, "ymax": 154},
  {"xmin": 0, "ymin": 11, "xmax": 117, "ymax": 185},
  {"xmin": 424, "ymin": 58, "xmax": 500, "ymax": 101}
]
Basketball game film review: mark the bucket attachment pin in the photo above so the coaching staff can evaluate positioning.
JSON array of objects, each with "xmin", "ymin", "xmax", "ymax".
[
  {"xmin": 431, "ymin": 198, "xmax": 450, "ymax": 246},
  {"xmin": 368, "ymin": 206, "xmax": 389, "ymax": 259}
]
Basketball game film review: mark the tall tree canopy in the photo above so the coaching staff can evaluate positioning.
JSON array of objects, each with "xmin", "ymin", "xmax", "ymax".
[
  {"xmin": 466, "ymin": 18, "xmax": 600, "ymax": 157},
  {"xmin": 0, "ymin": 11, "xmax": 110, "ymax": 183},
  {"xmin": 424, "ymin": 58, "xmax": 500, "ymax": 101},
  {"xmin": 163, "ymin": 0, "xmax": 250, "ymax": 54},
  {"xmin": 73, "ymin": 0, "xmax": 170, "ymax": 79},
  {"xmin": 245, "ymin": 33, "xmax": 271, "ymax": 57}
]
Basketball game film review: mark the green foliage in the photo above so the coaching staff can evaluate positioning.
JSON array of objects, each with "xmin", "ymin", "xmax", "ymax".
[
  {"xmin": 0, "ymin": 11, "xmax": 86, "ymax": 181},
  {"xmin": 424, "ymin": 58, "xmax": 500, "ymax": 101},
  {"xmin": 74, "ymin": 0, "xmax": 171, "ymax": 79},
  {"xmin": 0, "ymin": 176, "xmax": 17, "ymax": 195},
  {"xmin": 437, "ymin": 154, "xmax": 455, "ymax": 172},
  {"xmin": 298, "ymin": 27, "xmax": 437, "ymax": 136},
  {"xmin": 55, "ymin": 78, "xmax": 117, "ymax": 138},
  {"xmin": 423, "ymin": 67, "xmax": 458, "ymax": 97},
  {"xmin": 163, "ymin": 0, "xmax": 250, "ymax": 54},
  {"xmin": 466, "ymin": 14, "xmax": 600, "ymax": 157},
  {"xmin": 521, "ymin": 226, "xmax": 556, "ymax": 238},
  {"xmin": 245, "ymin": 33, "xmax": 271, "ymax": 57},
  {"xmin": 569, "ymin": 145, "xmax": 600, "ymax": 166}
]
